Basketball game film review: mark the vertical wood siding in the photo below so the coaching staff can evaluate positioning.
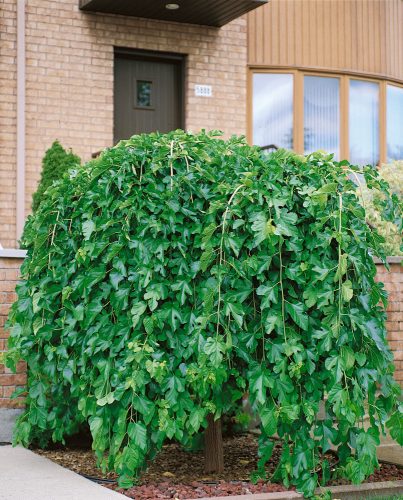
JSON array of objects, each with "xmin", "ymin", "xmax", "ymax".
[{"xmin": 248, "ymin": 0, "xmax": 403, "ymax": 83}]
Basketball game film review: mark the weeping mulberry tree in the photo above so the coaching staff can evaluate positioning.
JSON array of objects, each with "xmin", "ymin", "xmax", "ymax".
[{"xmin": 6, "ymin": 130, "xmax": 402, "ymax": 497}]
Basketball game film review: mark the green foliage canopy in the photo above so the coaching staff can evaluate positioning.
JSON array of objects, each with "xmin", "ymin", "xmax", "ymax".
[
  {"xmin": 6, "ymin": 131, "xmax": 403, "ymax": 497},
  {"xmin": 358, "ymin": 160, "xmax": 403, "ymax": 256},
  {"xmin": 31, "ymin": 140, "xmax": 80, "ymax": 213}
]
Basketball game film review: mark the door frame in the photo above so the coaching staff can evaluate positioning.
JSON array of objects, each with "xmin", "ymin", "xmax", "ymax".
[{"xmin": 113, "ymin": 47, "xmax": 186, "ymax": 139}]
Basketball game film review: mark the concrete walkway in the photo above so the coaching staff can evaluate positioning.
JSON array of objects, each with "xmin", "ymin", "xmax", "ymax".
[
  {"xmin": 378, "ymin": 443, "xmax": 403, "ymax": 466},
  {"xmin": 0, "ymin": 445, "xmax": 125, "ymax": 500}
]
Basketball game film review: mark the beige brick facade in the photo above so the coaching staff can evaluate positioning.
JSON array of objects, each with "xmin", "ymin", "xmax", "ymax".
[{"xmin": 1, "ymin": 0, "xmax": 247, "ymax": 248}]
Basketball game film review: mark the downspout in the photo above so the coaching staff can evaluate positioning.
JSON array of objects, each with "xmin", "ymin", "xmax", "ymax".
[{"xmin": 16, "ymin": 0, "xmax": 25, "ymax": 242}]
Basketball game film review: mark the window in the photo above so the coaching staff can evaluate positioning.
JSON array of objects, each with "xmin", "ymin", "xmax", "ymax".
[
  {"xmin": 349, "ymin": 80, "xmax": 379, "ymax": 166},
  {"xmin": 387, "ymin": 84, "xmax": 403, "ymax": 161},
  {"xmin": 136, "ymin": 80, "xmax": 152, "ymax": 108},
  {"xmin": 304, "ymin": 76, "xmax": 340, "ymax": 159},
  {"xmin": 251, "ymin": 70, "xmax": 402, "ymax": 165},
  {"xmin": 252, "ymin": 73, "xmax": 293, "ymax": 149}
]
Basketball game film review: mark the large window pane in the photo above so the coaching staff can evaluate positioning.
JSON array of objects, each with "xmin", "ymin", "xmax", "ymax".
[
  {"xmin": 387, "ymin": 84, "xmax": 403, "ymax": 161},
  {"xmin": 349, "ymin": 80, "xmax": 379, "ymax": 165},
  {"xmin": 304, "ymin": 76, "xmax": 340, "ymax": 159},
  {"xmin": 253, "ymin": 73, "xmax": 293, "ymax": 149}
]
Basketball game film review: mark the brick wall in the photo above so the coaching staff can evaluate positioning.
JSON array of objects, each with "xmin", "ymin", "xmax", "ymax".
[
  {"xmin": 0, "ymin": 0, "xmax": 247, "ymax": 248},
  {"xmin": 376, "ymin": 260, "xmax": 403, "ymax": 385},
  {"xmin": 0, "ymin": 258, "xmax": 25, "ymax": 409},
  {"xmin": 0, "ymin": 258, "xmax": 402, "ymax": 410}
]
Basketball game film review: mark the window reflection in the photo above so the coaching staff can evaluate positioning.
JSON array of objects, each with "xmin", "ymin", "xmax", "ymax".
[
  {"xmin": 253, "ymin": 73, "xmax": 293, "ymax": 149},
  {"xmin": 349, "ymin": 80, "xmax": 379, "ymax": 166},
  {"xmin": 387, "ymin": 85, "xmax": 403, "ymax": 161},
  {"xmin": 304, "ymin": 76, "xmax": 340, "ymax": 159}
]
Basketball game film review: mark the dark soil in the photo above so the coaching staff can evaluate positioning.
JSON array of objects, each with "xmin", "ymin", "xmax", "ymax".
[{"xmin": 35, "ymin": 433, "xmax": 403, "ymax": 500}]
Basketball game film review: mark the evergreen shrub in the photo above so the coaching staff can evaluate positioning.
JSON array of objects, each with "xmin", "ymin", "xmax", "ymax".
[{"xmin": 32, "ymin": 140, "xmax": 80, "ymax": 213}]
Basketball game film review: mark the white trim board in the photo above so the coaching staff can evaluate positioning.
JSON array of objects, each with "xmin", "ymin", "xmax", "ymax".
[
  {"xmin": 0, "ymin": 249, "xmax": 27, "ymax": 258},
  {"xmin": 16, "ymin": 0, "xmax": 26, "ymax": 241}
]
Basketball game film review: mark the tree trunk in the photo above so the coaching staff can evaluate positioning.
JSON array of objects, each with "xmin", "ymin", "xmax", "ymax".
[{"xmin": 204, "ymin": 414, "xmax": 224, "ymax": 473}]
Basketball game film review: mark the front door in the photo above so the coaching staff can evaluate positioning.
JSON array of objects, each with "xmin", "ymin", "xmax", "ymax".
[{"xmin": 114, "ymin": 51, "xmax": 183, "ymax": 144}]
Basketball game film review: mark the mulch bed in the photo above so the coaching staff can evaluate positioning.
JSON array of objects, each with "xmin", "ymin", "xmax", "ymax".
[{"xmin": 35, "ymin": 433, "xmax": 403, "ymax": 499}]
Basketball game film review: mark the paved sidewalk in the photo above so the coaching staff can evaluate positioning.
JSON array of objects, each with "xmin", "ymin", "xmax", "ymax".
[
  {"xmin": 0, "ymin": 445, "xmax": 125, "ymax": 500},
  {"xmin": 378, "ymin": 443, "xmax": 403, "ymax": 466}
]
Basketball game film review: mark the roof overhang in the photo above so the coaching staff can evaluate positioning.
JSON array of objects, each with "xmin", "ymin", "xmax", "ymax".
[{"xmin": 79, "ymin": 0, "xmax": 268, "ymax": 27}]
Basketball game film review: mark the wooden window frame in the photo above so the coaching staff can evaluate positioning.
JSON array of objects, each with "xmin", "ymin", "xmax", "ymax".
[{"xmin": 248, "ymin": 68, "xmax": 403, "ymax": 166}]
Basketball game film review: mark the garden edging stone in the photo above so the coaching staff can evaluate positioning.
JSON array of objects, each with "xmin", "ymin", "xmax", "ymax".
[{"xmin": 194, "ymin": 480, "xmax": 403, "ymax": 500}]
